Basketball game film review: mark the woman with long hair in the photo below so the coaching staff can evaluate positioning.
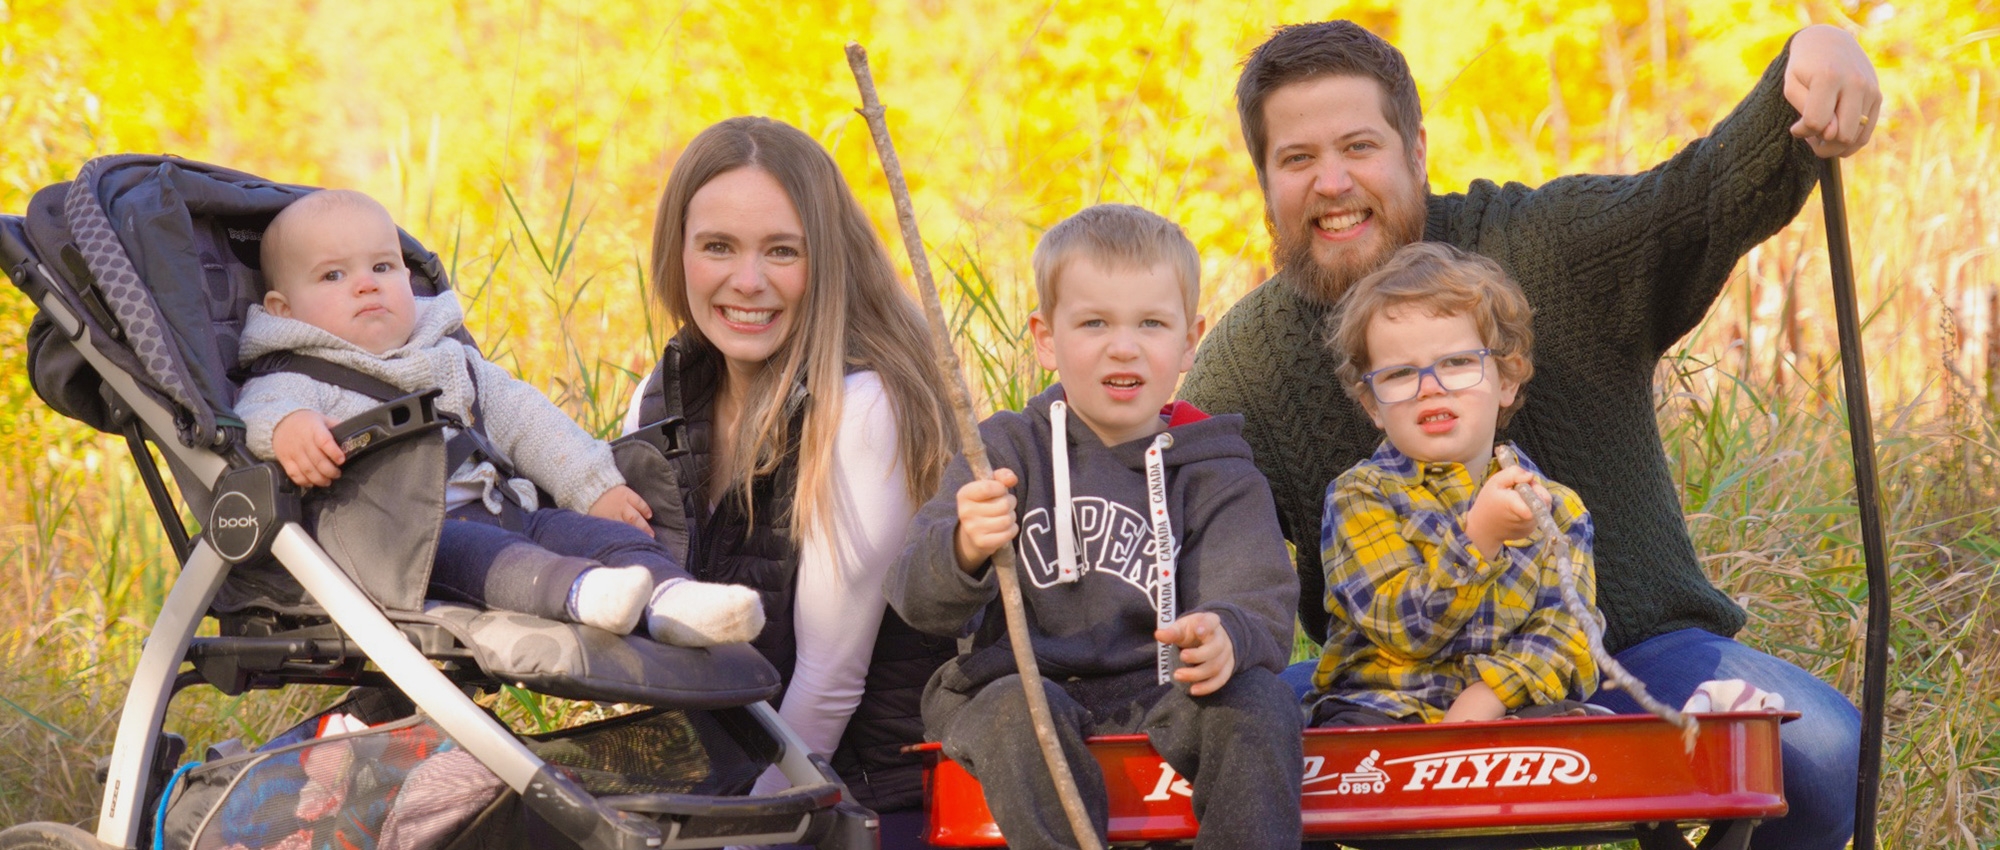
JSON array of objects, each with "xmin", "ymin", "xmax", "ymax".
[{"xmin": 621, "ymin": 116, "xmax": 958, "ymax": 847}]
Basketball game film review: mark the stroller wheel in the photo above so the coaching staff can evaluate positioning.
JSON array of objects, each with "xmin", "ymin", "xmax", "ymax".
[{"xmin": 0, "ymin": 824, "xmax": 106, "ymax": 850}]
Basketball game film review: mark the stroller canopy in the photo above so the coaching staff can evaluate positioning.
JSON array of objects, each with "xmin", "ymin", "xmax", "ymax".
[{"xmin": 15, "ymin": 154, "xmax": 448, "ymax": 449}]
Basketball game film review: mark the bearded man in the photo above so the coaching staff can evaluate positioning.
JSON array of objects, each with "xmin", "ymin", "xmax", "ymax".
[{"xmin": 1180, "ymin": 20, "xmax": 1878, "ymax": 850}]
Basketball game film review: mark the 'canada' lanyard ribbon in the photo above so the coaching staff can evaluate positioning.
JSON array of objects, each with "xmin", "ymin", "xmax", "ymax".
[{"xmin": 1048, "ymin": 400, "xmax": 1178, "ymax": 684}]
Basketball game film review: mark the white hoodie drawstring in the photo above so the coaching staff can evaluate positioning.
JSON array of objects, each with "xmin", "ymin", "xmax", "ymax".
[{"xmin": 1050, "ymin": 400, "xmax": 1081, "ymax": 584}]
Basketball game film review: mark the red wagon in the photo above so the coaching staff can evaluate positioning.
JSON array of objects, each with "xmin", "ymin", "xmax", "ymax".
[
  {"xmin": 910, "ymin": 161, "xmax": 1887, "ymax": 850},
  {"xmin": 918, "ymin": 711, "xmax": 1791, "ymax": 848}
]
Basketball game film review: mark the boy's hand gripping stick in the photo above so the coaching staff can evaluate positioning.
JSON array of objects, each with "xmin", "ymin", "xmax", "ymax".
[
  {"xmin": 1493, "ymin": 445, "xmax": 1699, "ymax": 752},
  {"xmin": 847, "ymin": 43, "xmax": 1105, "ymax": 850}
]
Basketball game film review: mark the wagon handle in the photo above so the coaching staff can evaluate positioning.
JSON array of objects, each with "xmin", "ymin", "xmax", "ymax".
[{"xmin": 1818, "ymin": 157, "xmax": 1888, "ymax": 850}]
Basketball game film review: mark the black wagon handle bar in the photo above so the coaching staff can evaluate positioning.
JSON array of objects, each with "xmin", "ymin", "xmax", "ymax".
[{"xmin": 1818, "ymin": 157, "xmax": 1889, "ymax": 850}]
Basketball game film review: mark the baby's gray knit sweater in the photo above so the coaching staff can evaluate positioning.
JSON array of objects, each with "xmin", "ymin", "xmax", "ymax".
[{"xmin": 235, "ymin": 292, "xmax": 624, "ymax": 514}]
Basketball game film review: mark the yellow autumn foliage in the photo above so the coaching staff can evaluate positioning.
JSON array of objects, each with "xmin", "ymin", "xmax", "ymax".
[
  {"xmin": 2, "ymin": 1, "xmax": 1995, "ymax": 405},
  {"xmin": 1, "ymin": 0, "xmax": 1997, "ymax": 841}
]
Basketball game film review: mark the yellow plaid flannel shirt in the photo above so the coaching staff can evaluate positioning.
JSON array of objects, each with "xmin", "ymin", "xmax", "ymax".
[{"xmin": 1311, "ymin": 441, "xmax": 1599, "ymax": 722}]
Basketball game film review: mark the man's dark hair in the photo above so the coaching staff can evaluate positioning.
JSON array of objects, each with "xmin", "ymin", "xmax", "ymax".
[{"xmin": 1236, "ymin": 20, "xmax": 1424, "ymax": 189}]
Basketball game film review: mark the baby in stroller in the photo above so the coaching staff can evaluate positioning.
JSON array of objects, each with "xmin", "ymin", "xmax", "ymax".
[
  {"xmin": 1, "ymin": 155, "xmax": 875, "ymax": 850},
  {"xmin": 237, "ymin": 188, "xmax": 761, "ymax": 646}
]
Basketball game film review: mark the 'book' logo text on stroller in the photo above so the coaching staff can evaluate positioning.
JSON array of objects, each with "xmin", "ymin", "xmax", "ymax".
[{"xmin": 208, "ymin": 490, "xmax": 263, "ymax": 561}]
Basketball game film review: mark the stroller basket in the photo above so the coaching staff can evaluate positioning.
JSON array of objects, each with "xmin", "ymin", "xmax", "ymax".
[
  {"xmin": 0, "ymin": 155, "xmax": 875, "ymax": 850},
  {"xmin": 526, "ymin": 707, "xmax": 776, "ymax": 800},
  {"xmin": 160, "ymin": 707, "xmax": 784, "ymax": 850},
  {"xmin": 163, "ymin": 713, "xmax": 491, "ymax": 850}
]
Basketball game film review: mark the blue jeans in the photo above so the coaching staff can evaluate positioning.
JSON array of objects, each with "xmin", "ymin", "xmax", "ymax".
[
  {"xmin": 1285, "ymin": 628, "xmax": 1858, "ymax": 850},
  {"xmin": 1588, "ymin": 628, "xmax": 1858, "ymax": 850}
]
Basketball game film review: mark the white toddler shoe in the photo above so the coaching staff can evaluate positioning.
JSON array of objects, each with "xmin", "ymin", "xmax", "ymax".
[{"xmin": 647, "ymin": 579, "xmax": 765, "ymax": 647}]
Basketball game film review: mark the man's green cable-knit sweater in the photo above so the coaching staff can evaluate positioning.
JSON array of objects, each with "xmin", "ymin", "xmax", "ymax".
[{"xmin": 1182, "ymin": 49, "xmax": 1820, "ymax": 655}]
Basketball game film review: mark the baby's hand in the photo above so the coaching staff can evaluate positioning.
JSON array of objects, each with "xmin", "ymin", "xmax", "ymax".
[
  {"xmin": 1465, "ymin": 466, "xmax": 1549, "ymax": 557},
  {"xmin": 272, "ymin": 410, "xmax": 346, "ymax": 488},
  {"xmin": 1156, "ymin": 612, "xmax": 1236, "ymax": 697},
  {"xmin": 953, "ymin": 467, "xmax": 1019, "ymax": 574},
  {"xmin": 589, "ymin": 485, "xmax": 655, "ymax": 536}
]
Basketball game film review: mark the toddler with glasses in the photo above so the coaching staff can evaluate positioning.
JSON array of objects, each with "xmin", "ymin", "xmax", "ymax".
[{"xmin": 1307, "ymin": 242, "xmax": 1602, "ymax": 726}]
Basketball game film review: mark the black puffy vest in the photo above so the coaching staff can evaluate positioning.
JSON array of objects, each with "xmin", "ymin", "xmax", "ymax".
[{"xmin": 630, "ymin": 333, "xmax": 954, "ymax": 813}]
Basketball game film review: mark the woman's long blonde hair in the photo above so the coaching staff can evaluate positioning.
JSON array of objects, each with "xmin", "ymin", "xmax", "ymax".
[{"xmin": 649, "ymin": 116, "xmax": 956, "ymax": 540}]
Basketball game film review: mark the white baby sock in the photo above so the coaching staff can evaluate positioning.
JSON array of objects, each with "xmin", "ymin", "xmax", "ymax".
[
  {"xmin": 646, "ymin": 579, "xmax": 765, "ymax": 647},
  {"xmin": 566, "ymin": 565, "xmax": 653, "ymax": 634}
]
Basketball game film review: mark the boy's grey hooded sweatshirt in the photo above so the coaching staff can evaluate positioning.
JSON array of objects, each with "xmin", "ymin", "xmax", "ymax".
[{"xmin": 890, "ymin": 384, "xmax": 1297, "ymax": 686}]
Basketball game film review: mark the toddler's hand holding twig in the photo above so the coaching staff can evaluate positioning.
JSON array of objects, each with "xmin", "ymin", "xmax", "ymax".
[
  {"xmin": 953, "ymin": 467, "xmax": 1019, "ymax": 573},
  {"xmin": 273, "ymin": 410, "xmax": 345, "ymax": 488},
  {"xmin": 1156, "ymin": 612, "xmax": 1236, "ymax": 697},
  {"xmin": 1465, "ymin": 466, "xmax": 1549, "ymax": 556},
  {"xmin": 589, "ymin": 485, "xmax": 655, "ymax": 536},
  {"xmin": 1492, "ymin": 444, "xmax": 1698, "ymax": 749}
]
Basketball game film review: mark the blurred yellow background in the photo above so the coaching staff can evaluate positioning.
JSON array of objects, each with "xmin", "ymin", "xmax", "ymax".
[
  {"xmin": 5, "ymin": 0, "xmax": 1994, "ymax": 408},
  {"xmin": 2, "ymin": 0, "xmax": 1997, "ymax": 840}
]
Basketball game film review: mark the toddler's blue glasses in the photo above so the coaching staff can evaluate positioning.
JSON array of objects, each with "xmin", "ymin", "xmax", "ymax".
[{"xmin": 1360, "ymin": 348, "xmax": 1491, "ymax": 404}]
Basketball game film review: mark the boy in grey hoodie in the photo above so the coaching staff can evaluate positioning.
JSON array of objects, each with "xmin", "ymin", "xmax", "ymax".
[
  {"xmin": 236, "ymin": 189, "xmax": 760, "ymax": 646},
  {"xmin": 889, "ymin": 205, "xmax": 1302, "ymax": 849}
]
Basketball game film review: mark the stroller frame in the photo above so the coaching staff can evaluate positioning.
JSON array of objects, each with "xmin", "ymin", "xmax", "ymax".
[{"xmin": 0, "ymin": 156, "xmax": 872, "ymax": 850}]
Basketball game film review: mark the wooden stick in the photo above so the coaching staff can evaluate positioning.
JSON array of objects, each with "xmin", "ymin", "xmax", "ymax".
[
  {"xmin": 1494, "ymin": 445, "xmax": 1699, "ymax": 752},
  {"xmin": 845, "ymin": 43, "xmax": 1104, "ymax": 850}
]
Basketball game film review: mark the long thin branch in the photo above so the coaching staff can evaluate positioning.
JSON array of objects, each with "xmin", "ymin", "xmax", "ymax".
[
  {"xmin": 1494, "ymin": 445, "xmax": 1699, "ymax": 752},
  {"xmin": 845, "ymin": 43, "xmax": 1104, "ymax": 850}
]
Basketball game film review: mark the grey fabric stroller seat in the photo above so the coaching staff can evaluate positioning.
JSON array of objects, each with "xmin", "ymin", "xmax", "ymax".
[{"xmin": 0, "ymin": 155, "xmax": 873, "ymax": 850}]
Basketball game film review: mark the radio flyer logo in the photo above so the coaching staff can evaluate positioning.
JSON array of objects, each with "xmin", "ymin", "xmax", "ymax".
[
  {"xmin": 1141, "ymin": 761, "xmax": 1193, "ymax": 802},
  {"xmin": 1384, "ymin": 747, "xmax": 1596, "ymax": 791},
  {"xmin": 1302, "ymin": 750, "xmax": 1389, "ymax": 796},
  {"xmin": 1142, "ymin": 746, "xmax": 1594, "ymax": 803}
]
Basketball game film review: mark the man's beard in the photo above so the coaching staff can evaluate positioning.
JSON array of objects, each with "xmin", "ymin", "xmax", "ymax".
[{"xmin": 1272, "ymin": 191, "xmax": 1427, "ymax": 307}]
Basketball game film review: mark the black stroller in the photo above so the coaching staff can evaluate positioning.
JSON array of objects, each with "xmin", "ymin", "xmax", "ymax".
[{"xmin": 0, "ymin": 155, "xmax": 874, "ymax": 850}]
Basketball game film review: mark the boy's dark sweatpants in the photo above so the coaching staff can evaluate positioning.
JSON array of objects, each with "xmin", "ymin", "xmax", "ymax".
[{"xmin": 926, "ymin": 664, "xmax": 1302, "ymax": 850}]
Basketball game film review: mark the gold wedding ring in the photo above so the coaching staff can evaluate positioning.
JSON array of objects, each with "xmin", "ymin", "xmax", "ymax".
[{"xmin": 1859, "ymin": 115, "xmax": 1870, "ymax": 125}]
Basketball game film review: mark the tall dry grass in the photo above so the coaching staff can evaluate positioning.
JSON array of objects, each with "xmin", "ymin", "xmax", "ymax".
[{"xmin": 2, "ymin": 1, "xmax": 1996, "ymax": 845}]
